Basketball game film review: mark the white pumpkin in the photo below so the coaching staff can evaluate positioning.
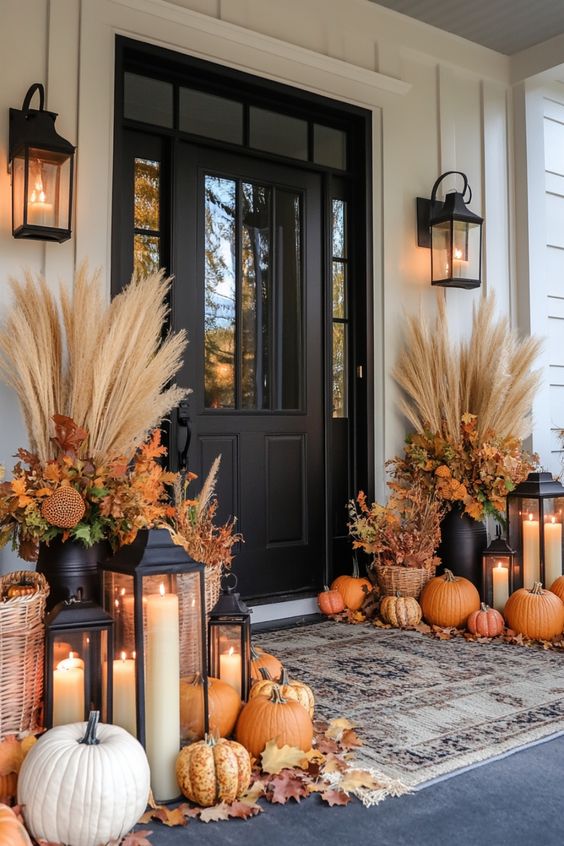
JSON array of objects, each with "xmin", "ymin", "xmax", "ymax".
[{"xmin": 18, "ymin": 712, "xmax": 150, "ymax": 846}]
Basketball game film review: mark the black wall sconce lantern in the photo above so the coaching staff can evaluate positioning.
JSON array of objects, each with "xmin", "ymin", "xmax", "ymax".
[
  {"xmin": 9, "ymin": 83, "xmax": 75, "ymax": 242},
  {"xmin": 417, "ymin": 171, "xmax": 483, "ymax": 289}
]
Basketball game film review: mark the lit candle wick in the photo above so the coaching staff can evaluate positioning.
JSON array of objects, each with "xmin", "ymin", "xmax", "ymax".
[
  {"xmin": 159, "ymin": 582, "xmax": 165, "ymax": 597},
  {"xmin": 120, "ymin": 650, "xmax": 127, "ymax": 662}
]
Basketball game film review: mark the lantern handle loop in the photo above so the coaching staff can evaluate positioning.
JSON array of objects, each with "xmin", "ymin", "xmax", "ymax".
[
  {"xmin": 21, "ymin": 83, "xmax": 45, "ymax": 117},
  {"xmin": 221, "ymin": 570, "xmax": 238, "ymax": 593},
  {"xmin": 430, "ymin": 171, "xmax": 471, "ymax": 206}
]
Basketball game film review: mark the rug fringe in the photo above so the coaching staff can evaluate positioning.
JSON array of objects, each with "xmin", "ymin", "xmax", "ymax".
[{"xmin": 324, "ymin": 769, "xmax": 411, "ymax": 807}]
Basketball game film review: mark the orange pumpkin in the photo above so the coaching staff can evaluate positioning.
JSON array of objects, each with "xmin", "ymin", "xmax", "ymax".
[
  {"xmin": 180, "ymin": 674, "xmax": 241, "ymax": 741},
  {"xmin": 235, "ymin": 687, "xmax": 313, "ymax": 759},
  {"xmin": 549, "ymin": 575, "xmax": 564, "ymax": 604},
  {"xmin": 317, "ymin": 586, "xmax": 345, "ymax": 616},
  {"xmin": 249, "ymin": 667, "xmax": 314, "ymax": 718},
  {"xmin": 250, "ymin": 645, "xmax": 282, "ymax": 682},
  {"xmin": 0, "ymin": 804, "xmax": 33, "ymax": 846},
  {"xmin": 330, "ymin": 559, "xmax": 372, "ymax": 611},
  {"xmin": 504, "ymin": 582, "xmax": 564, "ymax": 641},
  {"xmin": 176, "ymin": 736, "xmax": 251, "ymax": 807},
  {"xmin": 466, "ymin": 603, "xmax": 504, "ymax": 637},
  {"xmin": 420, "ymin": 568, "xmax": 480, "ymax": 628}
]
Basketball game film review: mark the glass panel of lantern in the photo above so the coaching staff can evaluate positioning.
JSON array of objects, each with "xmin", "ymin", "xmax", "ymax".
[
  {"xmin": 44, "ymin": 595, "xmax": 113, "ymax": 730},
  {"xmin": 208, "ymin": 573, "xmax": 252, "ymax": 702},
  {"xmin": 507, "ymin": 472, "xmax": 564, "ymax": 592},
  {"xmin": 481, "ymin": 527, "xmax": 516, "ymax": 613},
  {"xmin": 101, "ymin": 528, "xmax": 208, "ymax": 803}
]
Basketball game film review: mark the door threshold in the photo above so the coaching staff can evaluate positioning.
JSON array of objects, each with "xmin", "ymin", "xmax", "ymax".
[
  {"xmin": 249, "ymin": 595, "xmax": 319, "ymax": 625},
  {"xmin": 252, "ymin": 613, "xmax": 323, "ymax": 634}
]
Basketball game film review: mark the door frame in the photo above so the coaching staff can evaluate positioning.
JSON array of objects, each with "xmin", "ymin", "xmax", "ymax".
[{"xmin": 111, "ymin": 36, "xmax": 374, "ymax": 591}]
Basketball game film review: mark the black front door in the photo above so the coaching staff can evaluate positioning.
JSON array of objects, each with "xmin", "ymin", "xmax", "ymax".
[{"xmin": 174, "ymin": 145, "xmax": 324, "ymax": 600}]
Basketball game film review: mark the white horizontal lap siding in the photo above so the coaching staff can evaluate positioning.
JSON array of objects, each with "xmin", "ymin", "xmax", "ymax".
[{"xmin": 542, "ymin": 94, "xmax": 564, "ymax": 470}]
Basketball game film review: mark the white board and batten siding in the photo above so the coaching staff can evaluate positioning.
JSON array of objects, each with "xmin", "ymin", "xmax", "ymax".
[{"xmin": 543, "ymin": 93, "xmax": 564, "ymax": 475}]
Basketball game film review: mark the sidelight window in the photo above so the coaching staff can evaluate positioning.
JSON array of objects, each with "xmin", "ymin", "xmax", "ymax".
[
  {"xmin": 331, "ymin": 198, "xmax": 348, "ymax": 418},
  {"xmin": 133, "ymin": 158, "xmax": 161, "ymax": 276}
]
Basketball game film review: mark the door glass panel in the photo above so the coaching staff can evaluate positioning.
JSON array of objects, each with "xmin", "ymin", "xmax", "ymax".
[
  {"xmin": 332, "ymin": 262, "xmax": 346, "ymax": 319},
  {"xmin": 134, "ymin": 233, "xmax": 160, "ymax": 276},
  {"xmin": 179, "ymin": 88, "xmax": 244, "ymax": 145},
  {"xmin": 242, "ymin": 183, "xmax": 271, "ymax": 409},
  {"xmin": 276, "ymin": 190, "xmax": 303, "ymax": 410},
  {"xmin": 134, "ymin": 159, "xmax": 160, "ymax": 231},
  {"xmin": 124, "ymin": 73, "xmax": 173, "ymax": 128},
  {"xmin": 204, "ymin": 176, "xmax": 237, "ymax": 408},
  {"xmin": 314, "ymin": 124, "xmax": 347, "ymax": 170},
  {"xmin": 249, "ymin": 108, "xmax": 308, "ymax": 161},
  {"xmin": 332, "ymin": 199, "xmax": 346, "ymax": 259},
  {"xmin": 332, "ymin": 322, "xmax": 347, "ymax": 419}
]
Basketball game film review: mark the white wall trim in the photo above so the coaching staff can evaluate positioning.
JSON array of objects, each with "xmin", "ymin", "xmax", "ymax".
[{"xmin": 112, "ymin": 0, "xmax": 411, "ymax": 98}]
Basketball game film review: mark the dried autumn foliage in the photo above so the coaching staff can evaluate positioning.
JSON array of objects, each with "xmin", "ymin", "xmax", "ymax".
[
  {"xmin": 0, "ymin": 419, "xmax": 176, "ymax": 559},
  {"xmin": 167, "ymin": 457, "xmax": 242, "ymax": 570},
  {"xmin": 388, "ymin": 413, "xmax": 537, "ymax": 522},
  {"xmin": 393, "ymin": 292, "xmax": 541, "ymax": 443},
  {"xmin": 0, "ymin": 264, "xmax": 187, "ymax": 464},
  {"xmin": 348, "ymin": 483, "xmax": 444, "ymax": 568}
]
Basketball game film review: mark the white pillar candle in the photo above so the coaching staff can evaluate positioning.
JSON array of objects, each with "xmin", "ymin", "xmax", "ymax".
[
  {"xmin": 219, "ymin": 647, "xmax": 242, "ymax": 697},
  {"xmin": 544, "ymin": 517, "xmax": 562, "ymax": 588},
  {"xmin": 53, "ymin": 666, "xmax": 84, "ymax": 726},
  {"xmin": 145, "ymin": 584, "xmax": 180, "ymax": 802},
  {"xmin": 522, "ymin": 514, "xmax": 540, "ymax": 587},
  {"xmin": 113, "ymin": 651, "xmax": 137, "ymax": 737},
  {"xmin": 57, "ymin": 651, "xmax": 84, "ymax": 671},
  {"xmin": 492, "ymin": 562, "xmax": 509, "ymax": 613}
]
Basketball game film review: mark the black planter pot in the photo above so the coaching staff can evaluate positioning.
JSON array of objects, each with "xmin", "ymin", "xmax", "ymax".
[
  {"xmin": 36, "ymin": 538, "xmax": 109, "ymax": 610},
  {"xmin": 436, "ymin": 506, "xmax": 486, "ymax": 590}
]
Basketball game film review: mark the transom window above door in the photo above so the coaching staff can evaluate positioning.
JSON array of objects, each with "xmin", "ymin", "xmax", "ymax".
[{"xmin": 123, "ymin": 72, "xmax": 348, "ymax": 170}]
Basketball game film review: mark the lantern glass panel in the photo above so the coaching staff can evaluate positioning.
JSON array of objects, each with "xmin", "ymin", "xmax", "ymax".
[
  {"xmin": 209, "ymin": 622, "xmax": 245, "ymax": 699},
  {"xmin": 50, "ymin": 627, "xmax": 109, "ymax": 726},
  {"xmin": 453, "ymin": 220, "xmax": 480, "ymax": 283},
  {"xmin": 431, "ymin": 220, "xmax": 451, "ymax": 283},
  {"xmin": 12, "ymin": 152, "xmax": 25, "ymax": 232},
  {"xmin": 542, "ymin": 497, "xmax": 564, "ymax": 587},
  {"xmin": 103, "ymin": 572, "xmax": 137, "ymax": 736},
  {"xmin": 24, "ymin": 147, "xmax": 71, "ymax": 230},
  {"xmin": 482, "ymin": 555, "xmax": 511, "ymax": 612}
]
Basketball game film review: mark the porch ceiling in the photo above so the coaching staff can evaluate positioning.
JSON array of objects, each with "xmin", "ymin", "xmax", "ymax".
[{"xmin": 369, "ymin": 0, "xmax": 564, "ymax": 55}]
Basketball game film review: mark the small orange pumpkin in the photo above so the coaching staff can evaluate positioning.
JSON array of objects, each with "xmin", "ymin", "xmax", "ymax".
[
  {"xmin": 0, "ymin": 804, "xmax": 33, "ymax": 846},
  {"xmin": 467, "ymin": 603, "xmax": 504, "ymax": 637},
  {"xmin": 504, "ymin": 582, "xmax": 564, "ymax": 641},
  {"xmin": 330, "ymin": 558, "xmax": 372, "ymax": 611},
  {"xmin": 249, "ymin": 667, "xmax": 314, "ymax": 718},
  {"xmin": 420, "ymin": 569, "xmax": 480, "ymax": 628},
  {"xmin": 250, "ymin": 645, "xmax": 282, "ymax": 682},
  {"xmin": 317, "ymin": 586, "xmax": 345, "ymax": 616},
  {"xmin": 549, "ymin": 575, "xmax": 564, "ymax": 604},
  {"xmin": 180, "ymin": 674, "xmax": 241, "ymax": 741},
  {"xmin": 235, "ymin": 687, "xmax": 313, "ymax": 759},
  {"xmin": 176, "ymin": 735, "xmax": 251, "ymax": 807}
]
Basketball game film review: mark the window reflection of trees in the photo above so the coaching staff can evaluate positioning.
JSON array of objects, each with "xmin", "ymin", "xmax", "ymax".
[
  {"xmin": 242, "ymin": 183, "xmax": 270, "ymax": 409},
  {"xmin": 133, "ymin": 159, "xmax": 161, "ymax": 277},
  {"xmin": 204, "ymin": 176, "xmax": 236, "ymax": 408}
]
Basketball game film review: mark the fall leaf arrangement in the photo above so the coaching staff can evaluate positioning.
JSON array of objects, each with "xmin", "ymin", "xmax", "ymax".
[
  {"xmin": 167, "ymin": 456, "xmax": 242, "ymax": 570},
  {"xmin": 387, "ymin": 413, "xmax": 537, "ymax": 522},
  {"xmin": 390, "ymin": 293, "xmax": 541, "ymax": 523},
  {"xmin": 348, "ymin": 482, "xmax": 444, "ymax": 569},
  {"xmin": 0, "ymin": 416, "xmax": 175, "ymax": 561}
]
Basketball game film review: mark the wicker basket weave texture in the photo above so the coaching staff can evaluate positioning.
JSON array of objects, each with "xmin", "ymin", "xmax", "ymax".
[
  {"xmin": 0, "ymin": 571, "xmax": 49, "ymax": 740},
  {"xmin": 375, "ymin": 563, "xmax": 434, "ymax": 599},
  {"xmin": 177, "ymin": 565, "xmax": 222, "ymax": 679}
]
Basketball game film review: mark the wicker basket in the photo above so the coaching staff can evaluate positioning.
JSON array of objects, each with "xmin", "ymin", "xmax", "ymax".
[
  {"xmin": 176, "ymin": 565, "xmax": 223, "ymax": 679},
  {"xmin": 0, "ymin": 570, "xmax": 49, "ymax": 739},
  {"xmin": 375, "ymin": 563, "xmax": 434, "ymax": 599}
]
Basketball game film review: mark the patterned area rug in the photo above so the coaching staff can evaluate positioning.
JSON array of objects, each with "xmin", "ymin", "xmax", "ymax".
[{"xmin": 257, "ymin": 622, "xmax": 564, "ymax": 788}]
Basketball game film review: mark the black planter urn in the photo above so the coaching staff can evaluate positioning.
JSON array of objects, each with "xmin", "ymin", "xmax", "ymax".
[
  {"xmin": 36, "ymin": 538, "xmax": 109, "ymax": 610},
  {"xmin": 436, "ymin": 506, "xmax": 486, "ymax": 590}
]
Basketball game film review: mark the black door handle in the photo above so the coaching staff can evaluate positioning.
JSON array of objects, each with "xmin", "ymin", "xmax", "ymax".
[{"xmin": 177, "ymin": 399, "xmax": 192, "ymax": 471}]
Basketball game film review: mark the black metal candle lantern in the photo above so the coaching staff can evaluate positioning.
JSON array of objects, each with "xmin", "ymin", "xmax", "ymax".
[
  {"xmin": 9, "ymin": 83, "xmax": 75, "ymax": 242},
  {"xmin": 44, "ymin": 593, "xmax": 113, "ymax": 729},
  {"xmin": 417, "ymin": 171, "xmax": 483, "ymax": 289},
  {"xmin": 481, "ymin": 526, "xmax": 516, "ymax": 612},
  {"xmin": 208, "ymin": 573, "xmax": 252, "ymax": 702},
  {"xmin": 507, "ymin": 472, "xmax": 564, "ymax": 591},
  {"xmin": 101, "ymin": 528, "xmax": 208, "ymax": 801}
]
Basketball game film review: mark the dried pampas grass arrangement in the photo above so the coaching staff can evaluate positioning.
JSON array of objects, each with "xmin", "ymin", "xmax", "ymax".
[
  {"xmin": 0, "ymin": 263, "xmax": 188, "ymax": 463},
  {"xmin": 393, "ymin": 293, "xmax": 541, "ymax": 442}
]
